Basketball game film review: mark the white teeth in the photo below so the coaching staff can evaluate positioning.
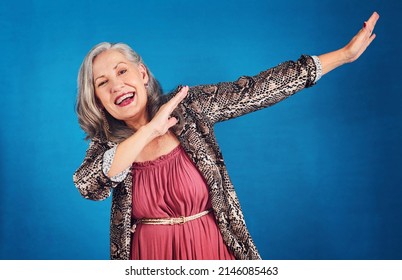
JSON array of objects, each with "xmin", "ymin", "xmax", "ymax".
[{"xmin": 115, "ymin": 93, "xmax": 134, "ymax": 105}]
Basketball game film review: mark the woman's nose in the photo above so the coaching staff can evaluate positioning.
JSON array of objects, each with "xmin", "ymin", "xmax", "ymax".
[{"xmin": 110, "ymin": 78, "xmax": 124, "ymax": 93}]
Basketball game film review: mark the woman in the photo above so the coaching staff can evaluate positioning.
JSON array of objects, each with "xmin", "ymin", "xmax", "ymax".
[{"xmin": 73, "ymin": 12, "xmax": 379, "ymax": 260}]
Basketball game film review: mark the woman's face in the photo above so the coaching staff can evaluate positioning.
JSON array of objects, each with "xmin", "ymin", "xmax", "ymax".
[{"xmin": 92, "ymin": 49, "xmax": 149, "ymax": 128}]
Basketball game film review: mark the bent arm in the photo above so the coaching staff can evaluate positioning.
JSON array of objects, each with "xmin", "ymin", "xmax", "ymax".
[
  {"xmin": 73, "ymin": 137, "xmax": 117, "ymax": 201},
  {"xmin": 106, "ymin": 86, "xmax": 189, "ymax": 177},
  {"xmin": 106, "ymin": 125, "xmax": 154, "ymax": 178}
]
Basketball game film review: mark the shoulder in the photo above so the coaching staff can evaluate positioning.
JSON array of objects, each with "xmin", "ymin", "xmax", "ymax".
[{"xmin": 87, "ymin": 135, "xmax": 117, "ymax": 152}]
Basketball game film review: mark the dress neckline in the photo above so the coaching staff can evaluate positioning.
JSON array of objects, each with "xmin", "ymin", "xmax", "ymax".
[{"xmin": 132, "ymin": 144, "xmax": 182, "ymax": 168}]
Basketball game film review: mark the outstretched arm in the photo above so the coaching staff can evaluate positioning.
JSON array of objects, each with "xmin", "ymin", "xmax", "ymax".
[
  {"xmin": 183, "ymin": 12, "xmax": 380, "ymax": 124},
  {"xmin": 319, "ymin": 12, "xmax": 380, "ymax": 76}
]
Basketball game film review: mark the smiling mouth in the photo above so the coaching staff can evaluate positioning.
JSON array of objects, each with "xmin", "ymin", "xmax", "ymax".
[{"xmin": 115, "ymin": 92, "xmax": 135, "ymax": 106}]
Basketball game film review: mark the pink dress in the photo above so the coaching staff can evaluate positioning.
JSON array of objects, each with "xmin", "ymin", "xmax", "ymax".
[{"xmin": 130, "ymin": 145, "xmax": 235, "ymax": 260}]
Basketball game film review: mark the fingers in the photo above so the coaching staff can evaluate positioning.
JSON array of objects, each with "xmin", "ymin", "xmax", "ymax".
[
  {"xmin": 151, "ymin": 85, "xmax": 188, "ymax": 133},
  {"xmin": 171, "ymin": 85, "xmax": 189, "ymax": 107},
  {"xmin": 356, "ymin": 12, "xmax": 379, "ymax": 50},
  {"xmin": 165, "ymin": 85, "xmax": 189, "ymax": 113},
  {"xmin": 364, "ymin": 12, "xmax": 380, "ymax": 36},
  {"xmin": 166, "ymin": 86, "xmax": 188, "ymax": 128},
  {"xmin": 364, "ymin": 12, "xmax": 379, "ymax": 43},
  {"xmin": 344, "ymin": 12, "xmax": 379, "ymax": 63},
  {"xmin": 367, "ymin": 11, "xmax": 380, "ymax": 27},
  {"xmin": 166, "ymin": 116, "xmax": 178, "ymax": 128}
]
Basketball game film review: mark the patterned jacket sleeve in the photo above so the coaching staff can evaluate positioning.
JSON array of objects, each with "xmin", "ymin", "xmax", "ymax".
[
  {"xmin": 73, "ymin": 136, "xmax": 120, "ymax": 201},
  {"xmin": 185, "ymin": 55, "xmax": 319, "ymax": 124}
]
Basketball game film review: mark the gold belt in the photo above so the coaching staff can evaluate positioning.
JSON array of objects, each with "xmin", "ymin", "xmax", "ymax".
[{"xmin": 130, "ymin": 209, "xmax": 212, "ymax": 232}]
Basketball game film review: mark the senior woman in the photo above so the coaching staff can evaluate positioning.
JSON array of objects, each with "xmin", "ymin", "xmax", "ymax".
[{"xmin": 73, "ymin": 12, "xmax": 379, "ymax": 260}]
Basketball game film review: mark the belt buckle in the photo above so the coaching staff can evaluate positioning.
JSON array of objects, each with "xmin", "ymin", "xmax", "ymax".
[{"xmin": 179, "ymin": 216, "xmax": 185, "ymax": 225}]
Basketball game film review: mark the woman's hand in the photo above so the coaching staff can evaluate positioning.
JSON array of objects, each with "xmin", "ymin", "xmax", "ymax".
[
  {"xmin": 343, "ymin": 12, "xmax": 380, "ymax": 63},
  {"xmin": 319, "ymin": 12, "xmax": 380, "ymax": 76},
  {"xmin": 147, "ymin": 85, "xmax": 189, "ymax": 137},
  {"xmin": 106, "ymin": 86, "xmax": 188, "ymax": 177}
]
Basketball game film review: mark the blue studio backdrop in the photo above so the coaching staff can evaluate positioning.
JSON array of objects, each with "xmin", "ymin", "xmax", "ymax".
[{"xmin": 1, "ymin": 0, "xmax": 401, "ymax": 260}]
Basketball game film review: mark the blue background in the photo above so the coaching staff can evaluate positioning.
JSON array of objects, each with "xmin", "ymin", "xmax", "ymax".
[{"xmin": 1, "ymin": 0, "xmax": 401, "ymax": 260}]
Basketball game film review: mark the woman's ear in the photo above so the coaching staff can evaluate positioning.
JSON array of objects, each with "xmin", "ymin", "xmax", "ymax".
[{"xmin": 138, "ymin": 63, "xmax": 150, "ymax": 85}]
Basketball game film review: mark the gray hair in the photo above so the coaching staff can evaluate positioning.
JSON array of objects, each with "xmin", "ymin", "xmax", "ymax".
[{"xmin": 76, "ymin": 42, "xmax": 164, "ymax": 143}]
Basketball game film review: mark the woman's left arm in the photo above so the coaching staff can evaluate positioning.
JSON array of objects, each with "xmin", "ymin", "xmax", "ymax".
[{"xmin": 184, "ymin": 12, "xmax": 379, "ymax": 124}]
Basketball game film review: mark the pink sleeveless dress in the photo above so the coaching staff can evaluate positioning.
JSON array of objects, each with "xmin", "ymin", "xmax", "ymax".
[{"xmin": 130, "ymin": 145, "xmax": 235, "ymax": 260}]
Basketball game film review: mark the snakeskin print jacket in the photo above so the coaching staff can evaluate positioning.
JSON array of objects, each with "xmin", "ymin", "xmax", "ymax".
[{"xmin": 73, "ymin": 55, "xmax": 319, "ymax": 260}]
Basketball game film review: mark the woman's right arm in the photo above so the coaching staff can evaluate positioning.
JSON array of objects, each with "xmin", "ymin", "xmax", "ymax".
[
  {"xmin": 74, "ymin": 86, "xmax": 189, "ymax": 195},
  {"xmin": 73, "ymin": 134, "xmax": 149, "ymax": 201},
  {"xmin": 73, "ymin": 137, "xmax": 118, "ymax": 200},
  {"xmin": 104, "ymin": 86, "xmax": 189, "ymax": 178}
]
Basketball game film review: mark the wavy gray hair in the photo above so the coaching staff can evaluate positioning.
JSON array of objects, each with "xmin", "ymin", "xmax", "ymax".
[{"xmin": 76, "ymin": 42, "xmax": 164, "ymax": 143}]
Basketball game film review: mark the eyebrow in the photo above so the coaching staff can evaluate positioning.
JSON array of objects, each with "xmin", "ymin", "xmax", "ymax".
[{"xmin": 94, "ymin": 62, "xmax": 128, "ymax": 83}]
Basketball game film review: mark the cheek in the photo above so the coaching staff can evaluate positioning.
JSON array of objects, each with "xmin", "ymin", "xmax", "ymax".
[
  {"xmin": 94, "ymin": 91, "xmax": 109, "ymax": 108},
  {"xmin": 137, "ymin": 87, "xmax": 149, "ymax": 104}
]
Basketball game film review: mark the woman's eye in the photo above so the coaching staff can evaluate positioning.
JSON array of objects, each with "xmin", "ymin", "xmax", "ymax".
[
  {"xmin": 118, "ymin": 69, "xmax": 127, "ymax": 75},
  {"xmin": 97, "ymin": 80, "xmax": 107, "ymax": 87}
]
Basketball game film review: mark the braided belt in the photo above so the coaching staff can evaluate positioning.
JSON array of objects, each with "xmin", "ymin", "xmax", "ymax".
[{"xmin": 130, "ymin": 209, "xmax": 212, "ymax": 232}]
